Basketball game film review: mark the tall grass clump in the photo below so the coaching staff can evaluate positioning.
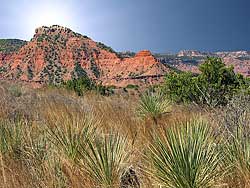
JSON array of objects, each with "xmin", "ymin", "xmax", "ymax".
[
  {"xmin": 45, "ymin": 100, "xmax": 131, "ymax": 187},
  {"xmin": 219, "ymin": 94, "xmax": 250, "ymax": 187},
  {"xmin": 137, "ymin": 91, "xmax": 171, "ymax": 126},
  {"xmin": 145, "ymin": 119, "xmax": 223, "ymax": 188},
  {"xmin": 47, "ymin": 116, "xmax": 97, "ymax": 162},
  {"xmin": 78, "ymin": 132, "xmax": 130, "ymax": 188},
  {"xmin": 43, "ymin": 96, "xmax": 97, "ymax": 162},
  {"xmin": 219, "ymin": 94, "xmax": 250, "ymax": 136},
  {"xmin": 0, "ymin": 119, "xmax": 25, "ymax": 157},
  {"xmin": 0, "ymin": 119, "xmax": 25, "ymax": 187},
  {"xmin": 21, "ymin": 131, "xmax": 53, "ymax": 187},
  {"xmin": 224, "ymin": 126, "xmax": 250, "ymax": 187}
]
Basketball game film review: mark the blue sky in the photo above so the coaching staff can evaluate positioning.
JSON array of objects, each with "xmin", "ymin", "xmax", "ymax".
[{"xmin": 0, "ymin": 0, "xmax": 249, "ymax": 53}]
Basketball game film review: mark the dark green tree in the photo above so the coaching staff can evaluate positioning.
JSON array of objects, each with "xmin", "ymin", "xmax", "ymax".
[
  {"xmin": 163, "ymin": 57, "xmax": 248, "ymax": 107},
  {"xmin": 196, "ymin": 57, "xmax": 245, "ymax": 107},
  {"xmin": 163, "ymin": 71, "xmax": 197, "ymax": 103},
  {"xmin": 72, "ymin": 62, "xmax": 88, "ymax": 79},
  {"xmin": 27, "ymin": 66, "xmax": 34, "ymax": 80},
  {"xmin": 64, "ymin": 77, "xmax": 94, "ymax": 96}
]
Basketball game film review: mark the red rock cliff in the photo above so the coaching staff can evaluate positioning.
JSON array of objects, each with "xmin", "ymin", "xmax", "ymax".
[{"xmin": 0, "ymin": 25, "xmax": 170, "ymax": 87}]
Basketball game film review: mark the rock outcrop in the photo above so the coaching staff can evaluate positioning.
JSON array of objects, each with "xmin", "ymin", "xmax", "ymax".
[{"xmin": 0, "ymin": 25, "xmax": 170, "ymax": 87}]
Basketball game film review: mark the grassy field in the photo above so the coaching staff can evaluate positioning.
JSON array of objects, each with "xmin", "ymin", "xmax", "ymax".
[{"xmin": 0, "ymin": 81, "xmax": 250, "ymax": 188}]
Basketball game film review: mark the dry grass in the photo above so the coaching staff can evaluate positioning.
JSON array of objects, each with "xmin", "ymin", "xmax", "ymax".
[{"xmin": 0, "ymin": 81, "xmax": 248, "ymax": 188}]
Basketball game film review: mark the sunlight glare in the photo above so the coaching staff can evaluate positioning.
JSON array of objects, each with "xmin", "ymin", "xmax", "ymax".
[{"xmin": 26, "ymin": 1, "xmax": 76, "ymax": 36}]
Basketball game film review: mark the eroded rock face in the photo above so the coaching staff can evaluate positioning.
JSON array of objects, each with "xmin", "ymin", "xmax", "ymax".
[
  {"xmin": 223, "ymin": 57, "xmax": 250, "ymax": 76},
  {"xmin": 135, "ymin": 50, "xmax": 152, "ymax": 57},
  {"xmin": 100, "ymin": 50, "xmax": 169, "ymax": 87},
  {"xmin": 0, "ymin": 26, "xmax": 169, "ymax": 87},
  {"xmin": 158, "ymin": 50, "xmax": 250, "ymax": 77}
]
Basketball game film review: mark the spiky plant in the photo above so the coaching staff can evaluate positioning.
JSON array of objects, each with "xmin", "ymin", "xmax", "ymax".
[
  {"xmin": 145, "ymin": 119, "xmax": 223, "ymax": 188},
  {"xmin": 224, "ymin": 125, "xmax": 250, "ymax": 187},
  {"xmin": 137, "ymin": 91, "xmax": 171, "ymax": 126},
  {"xmin": 78, "ymin": 132, "xmax": 130, "ymax": 188},
  {"xmin": 20, "ymin": 128, "xmax": 50, "ymax": 182},
  {"xmin": 46, "ymin": 115, "xmax": 96, "ymax": 162},
  {"xmin": 0, "ymin": 119, "xmax": 24, "ymax": 157}
]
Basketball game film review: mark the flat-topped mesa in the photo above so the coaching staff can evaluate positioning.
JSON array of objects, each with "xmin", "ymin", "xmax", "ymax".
[{"xmin": 135, "ymin": 50, "xmax": 153, "ymax": 57}]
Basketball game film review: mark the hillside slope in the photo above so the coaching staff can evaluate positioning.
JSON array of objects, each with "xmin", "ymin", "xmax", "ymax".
[
  {"xmin": 0, "ymin": 25, "xmax": 170, "ymax": 87},
  {"xmin": 0, "ymin": 39, "xmax": 27, "ymax": 53}
]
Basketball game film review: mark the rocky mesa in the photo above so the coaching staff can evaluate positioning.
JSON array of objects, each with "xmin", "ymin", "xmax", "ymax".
[
  {"xmin": 2, "ymin": 26, "xmax": 249, "ymax": 88},
  {"xmin": 0, "ymin": 25, "xmax": 170, "ymax": 87}
]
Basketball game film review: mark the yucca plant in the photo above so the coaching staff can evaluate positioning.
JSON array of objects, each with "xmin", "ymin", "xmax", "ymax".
[
  {"xmin": 48, "ymin": 156, "xmax": 69, "ymax": 188},
  {"xmin": 145, "ymin": 119, "xmax": 223, "ymax": 188},
  {"xmin": 224, "ymin": 126, "xmax": 250, "ymax": 187},
  {"xmin": 21, "ymin": 134, "xmax": 51, "ymax": 188},
  {"xmin": 137, "ymin": 91, "xmax": 171, "ymax": 126},
  {"xmin": 46, "ymin": 116, "xmax": 96, "ymax": 162},
  {"xmin": 0, "ymin": 119, "xmax": 24, "ymax": 157},
  {"xmin": 77, "ymin": 132, "xmax": 130, "ymax": 188}
]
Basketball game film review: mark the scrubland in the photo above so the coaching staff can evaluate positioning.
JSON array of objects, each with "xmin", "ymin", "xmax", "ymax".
[{"xmin": 0, "ymin": 81, "xmax": 250, "ymax": 188}]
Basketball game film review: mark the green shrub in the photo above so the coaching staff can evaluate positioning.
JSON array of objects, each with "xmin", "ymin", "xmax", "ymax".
[
  {"xmin": 96, "ymin": 42, "xmax": 117, "ymax": 54},
  {"xmin": 163, "ymin": 57, "xmax": 248, "ymax": 107},
  {"xmin": 0, "ymin": 39, "xmax": 26, "ymax": 53},
  {"xmin": 37, "ymin": 34, "xmax": 48, "ymax": 43},
  {"xmin": 163, "ymin": 71, "xmax": 197, "ymax": 103},
  {"xmin": 90, "ymin": 58, "xmax": 100, "ymax": 78},
  {"xmin": 126, "ymin": 84, "xmax": 139, "ymax": 90},
  {"xmin": 62, "ymin": 77, "xmax": 113, "ymax": 96},
  {"xmin": 95, "ymin": 84, "xmax": 114, "ymax": 96},
  {"xmin": 0, "ymin": 67, "xmax": 7, "ymax": 73},
  {"xmin": 64, "ymin": 77, "xmax": 94, "ymax": 96},
  {"xmin": 8, "ymin": 85, "xmax": 22, "ymax": 97},
  {"xmin": 71, "ymin": 62, "xmax": 88, "ymax": 79},
  {"xmin": 27, "ymin": 66, "xmax": 34, "ymax": 80}
]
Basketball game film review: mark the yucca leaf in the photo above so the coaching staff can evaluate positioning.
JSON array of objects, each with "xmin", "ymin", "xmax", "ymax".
[{"xmin": 145, "ymin": 119, "xmax": 223, "ymax": 188}]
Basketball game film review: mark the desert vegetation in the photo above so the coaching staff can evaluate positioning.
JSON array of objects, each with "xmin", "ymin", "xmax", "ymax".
[
  {"xmin": 163, "ymin": 57, "xmax": 249, "ymax": 107},
  {"xmin": 0, "ymin": 39, "xmax": 27, "ymax": 53},
  {"xmin": 0, "ymin": 58, "xmax": 250, "ymax": 188}
]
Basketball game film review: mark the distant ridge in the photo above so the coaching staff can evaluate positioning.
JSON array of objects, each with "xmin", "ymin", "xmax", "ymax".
[
  {"xmin": 0, "ymin": 39, "xmax": 27, "ymax": 53},
  {"xmin": 156, "ymin": 50, "xmax": 250, "ymax": 76}
]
